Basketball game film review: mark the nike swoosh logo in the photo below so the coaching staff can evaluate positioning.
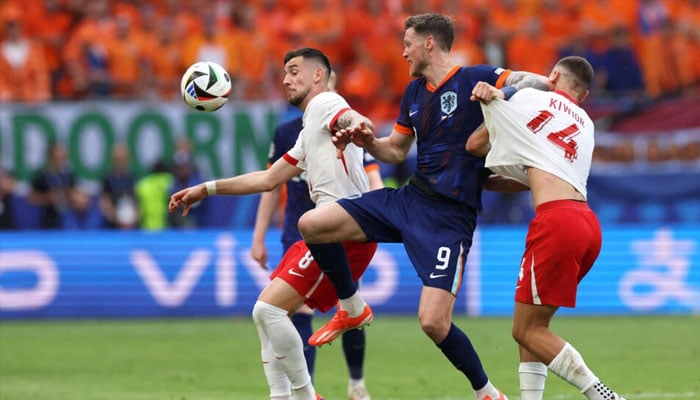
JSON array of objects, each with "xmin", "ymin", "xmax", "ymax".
[
  {"xmin": 289, "ymin": 269, "xmax": 304, "ymax": 278},
  {"xmin": 429, "ymin": 272, "xmax": 447, "ymax": 279},
  {"xmin": 409, "ymin": 111, "xmax": 418, "ymax": 117}
]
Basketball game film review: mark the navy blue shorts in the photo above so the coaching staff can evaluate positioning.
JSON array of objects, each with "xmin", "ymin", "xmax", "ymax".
[{"xmin": 337, "ymin": 183, "xmax": 477, "ymax": 295}]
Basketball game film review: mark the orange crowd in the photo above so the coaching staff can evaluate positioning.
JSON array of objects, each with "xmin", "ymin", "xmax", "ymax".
[{"xmin": 1, "ymin": 0, "xmax": 699, "ymax": 122}]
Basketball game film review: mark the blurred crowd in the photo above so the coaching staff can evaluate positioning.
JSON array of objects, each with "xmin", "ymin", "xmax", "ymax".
[{"xmin": 1, "ymin": 0, "xmax": 700, "ymax": 122}]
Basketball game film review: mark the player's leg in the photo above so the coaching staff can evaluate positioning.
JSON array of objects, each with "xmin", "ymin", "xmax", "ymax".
[
  {"xmin": 342, "ymin": 327, "xmax": 370, "ymax": 400},
  {"xmin": 419, "ymin": 286, "xmax": 506, "ymax": 400},
  {"xmin": 299, "ymin": 202, "xmax": 368, "ymax": 315},
  {"xmin": 517, "ymin": 344, "xmax": 547, "ymax": 400},
  {"xmin": 254, "ymin": 319, "xmax": 292, "ymax": 400},
  {"xmin": 512, "ymin": 302, "xmax": 625, "ymax": 400},
  {"xmin": 253, "ymin": 278, "xmax": 319, "ymax": 400},
  {"xmin": 291, "ymin": 305, "xmax": 317, "ymax": 379}
]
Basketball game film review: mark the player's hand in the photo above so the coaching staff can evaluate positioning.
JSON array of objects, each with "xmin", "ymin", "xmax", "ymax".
[
  {"xmin": 250, "ymin": 240, "xmax": 269, "ymax": 270},
  {"xmin": 470, "ymin": 81, "xmax": 503, "ymax": 104},
  {"xmin": 168, "ymin": 184, "xmax": 206, "ymax": 216}
]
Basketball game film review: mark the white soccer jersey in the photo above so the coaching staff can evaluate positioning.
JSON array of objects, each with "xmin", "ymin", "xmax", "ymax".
[
  {"xmin": 284, "ymin": 91, "xmax": 370, "ymax": 207},
  {"xmin": 481, "ymin": 88, "xmax": 594, "ymax": 198}
]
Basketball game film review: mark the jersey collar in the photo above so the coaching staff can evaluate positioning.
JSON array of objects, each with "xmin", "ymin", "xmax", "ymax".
[{"xmin": 426, "ymin": 66, "xmax": 461, "ymax": 92}]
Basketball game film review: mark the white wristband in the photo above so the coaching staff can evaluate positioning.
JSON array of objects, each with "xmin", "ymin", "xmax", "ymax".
[{"xmin": 205, "ymin": 180, "xmax": 217, "ymax": 195}]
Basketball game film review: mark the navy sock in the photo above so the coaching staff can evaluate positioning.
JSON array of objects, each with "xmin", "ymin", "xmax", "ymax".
[
  {"xmin": 291, "ymin": 312, "xmax": 316, "ymax": 379},
  {"xmin": 437, "ymin": 323, "xmax": 488, "ymax": 390},
  {"xmin": 342, "ymin": 327, "xmax": 366, "ymax": 379},
  {"xmin": 306, "ymin": 243, "xmax": 357, "ymax": 299}
]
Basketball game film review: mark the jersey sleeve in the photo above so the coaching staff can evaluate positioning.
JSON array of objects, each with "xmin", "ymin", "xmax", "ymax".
[
  {"xmin": 310, "ymin": 92, "xmax": 351, "ymax": 133},
  {"xmin": 470, "ymin": 65, "xmax": 512, "ymax": 88},
  {"xmin": 394, "ymin": 81, "xmax": 417, "ymax": 135},
  {"xmin": 285, "ymin": 131, "xmax": 306, "ymax": 170}
]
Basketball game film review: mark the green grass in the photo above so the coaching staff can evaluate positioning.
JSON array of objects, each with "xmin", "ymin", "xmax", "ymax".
[{"xmin": 1, "ymin": 315, "xmax": 698, "ymax": 400}]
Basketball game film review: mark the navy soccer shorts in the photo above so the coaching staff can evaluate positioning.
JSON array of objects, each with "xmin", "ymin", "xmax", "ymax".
[{"xmin": 337, "ymin": 184, "xmax": 477, "ymax": 295}]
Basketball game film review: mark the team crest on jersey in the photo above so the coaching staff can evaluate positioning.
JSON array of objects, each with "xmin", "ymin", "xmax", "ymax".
[{"xmin": 441, "ymin": 91, "xmax": 458, "ymax": 115}]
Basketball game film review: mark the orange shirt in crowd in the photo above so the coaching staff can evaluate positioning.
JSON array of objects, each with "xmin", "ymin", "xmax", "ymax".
[
  {"xmin": 505, "ymin": 17, "xmax": 558, "ymax": 75},
  {"xmin": 0, "ymin": 19, "xmax": 51, "ymax": 102}
]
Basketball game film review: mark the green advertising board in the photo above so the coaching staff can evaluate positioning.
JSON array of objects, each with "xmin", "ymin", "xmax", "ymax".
[{"xmin": 0, "ymin": 101, "xmax": 287, "ymax": 185}]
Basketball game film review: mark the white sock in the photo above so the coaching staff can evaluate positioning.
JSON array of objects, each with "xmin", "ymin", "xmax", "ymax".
[
  {"xmin": 252, "ymin": 301, "xmax": 313, "ymax": 396},
  {"xmin": 292, "ymin": 382, "xmax": 317, "ymax": 400},
  {"xmin": 349, "ymin": 377, "xmax": 365, "ymax": 387},
  {"xmin": 519, "ymin": 361, "xmax": 547, "ymax": 400},
  {"xmin": 548, "ymin": 342, "xmax": 598, "ymax": 394},
  {"xmin": 338, "ymin": 291, "xmax": 366, "ymax": 317},
  {"xmin": 253, "ymin": 307, "xmax": 291, "ymax": 399},
  {"xmin": 474, "ymin": 379, "xmax": 500, "ymax": 400}
]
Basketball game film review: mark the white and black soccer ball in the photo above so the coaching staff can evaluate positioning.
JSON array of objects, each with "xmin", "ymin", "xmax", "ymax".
[{"xmin": 180, "ymin": 61, "xmax": 232, "ymax": 112}]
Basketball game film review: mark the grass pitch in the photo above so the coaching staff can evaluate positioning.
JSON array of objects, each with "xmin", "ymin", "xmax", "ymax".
[{"xmin": 1, "ymin": 315, "xmax": 698, "ymax": 400}]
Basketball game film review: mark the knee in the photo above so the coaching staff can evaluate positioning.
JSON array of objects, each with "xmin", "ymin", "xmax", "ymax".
[
  {"xmin": 297, "ymin": 212, "xmax": 318, "ymax": 242},
  {"xmin": 419, "ymin": 315, "xmax": 450, "ymax": 343},
  {"xmin": 252, "ymin": 301, "xmax": 264, "ymax": 325},
  {"xmin": 252, "ymin": 300, "xmax": 286, "ymax": 326},
  {"xmin": 511, "ymin": 323, "xmax": 528, "ymax": 346}
]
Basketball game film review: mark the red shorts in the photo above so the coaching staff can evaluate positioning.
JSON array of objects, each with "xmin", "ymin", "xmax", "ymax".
[
  {"xmin": 515, "ymin": 200, "xmax": 602, "ymax": 308},
  {"xmin": 269, "ymin": 240, "xmax": 378, "ymax": 313}
]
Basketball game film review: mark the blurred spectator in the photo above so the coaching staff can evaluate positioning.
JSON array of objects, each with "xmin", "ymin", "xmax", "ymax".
[
  {"xmin": 99, "ymin": 143, "xmax": 139, "ymax": 230},
  {"xmin": 288, "ymin": 0, "xmax": 345, "ymax": 64},
  {"xmin": 480, "ymin": 21, "xmax": 507, "ymax": 68},
  {"xmin": 20, "ymin": 0, "xmax": 74, "ymax": 99},
  {"xmin": 181, "ymin": 13, "xmax": 240, "ymax": 98},
  {"xmin": 62, "ymin": 0, "xmax": 115, "ymax": 98},
  {"xmin": 637, "ymin": 0, "xmax": 675, "ymax": 98},
  {"xmin": 104, "ymin": 11, "xmax": 145, "ymax": 99},
  {"xmin": 230, "ymin": 4, "xmax": 276, "ymax": 100},
  {"xmin": 0, "ymin": 161, "xmax": 17, "ymax": 229},
  {"xmin": 0, "ymin": 6, "xmax": 51, "ymax": 103},
  {"xmin": 135, "ymin": 159, "xmax": 172, "ymax": 231},
  {"xmin": 141, "ymin": 16, "xmax": 185, "ymax": 100},
  {"xmin": 168, "ymin": 140, "xmax": 203, "ymax": 229},
  {"xmin": 505, "ymin": 16, "xmax": 557, "ymax": 75},
  {"xmin": 28, "ymin": 142, "xmax": 91, "ymax": 229},
  {"xmin": 599, "ymin": 26, "xmax": 645, "ymax": 97},
  {"xmin": 449, "ymin": 12, "xmax": 486, "ymax": 67}
]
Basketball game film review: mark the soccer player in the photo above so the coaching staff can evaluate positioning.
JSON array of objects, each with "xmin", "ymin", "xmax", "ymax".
[
  {"xmin": 169, "ymin": 48, "xmax": 377, "ymax": 400},
  {"xmin": 297, "ymin": 13, "xmax": 550, "ymax": 400},
  {"xmin": 251, "ymin": 72, "xmax": 383, "ymax": 400},
  {"xmin": 467, "ymin": 56, "xmax": 626, "ymax": 400}
]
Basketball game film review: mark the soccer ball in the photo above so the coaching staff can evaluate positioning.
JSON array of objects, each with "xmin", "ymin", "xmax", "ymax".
[{"xmin": 180, "ymin": 61, "xmax": 232, "ymax": 112}]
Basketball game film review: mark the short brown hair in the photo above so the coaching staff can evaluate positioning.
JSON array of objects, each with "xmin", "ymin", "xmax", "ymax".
[
  {"xmin": 404, "ymin": 13, "xmax": 455, "ymax": 52},
  {"xmin": 556, "ymin": 56, "xmax": 594, "ymax": 91}
]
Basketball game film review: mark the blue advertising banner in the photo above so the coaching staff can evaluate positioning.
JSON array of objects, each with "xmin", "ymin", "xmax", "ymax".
[{"xmin": 1, "ymin": 227, "xmax": 699, "ymax": 319}]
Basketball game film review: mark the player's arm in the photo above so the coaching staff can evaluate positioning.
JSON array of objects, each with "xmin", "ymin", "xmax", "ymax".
[
  {"xmin": 169, "ymin": 158, "xmax": 302, "ymax": 216},
  {"xmin": 357, "ymin": 128, "xmax": 415, "ymax": 165},
  {"xmin": 250, "ymin": 184, "xmax": 282, "ymax": 270},
  {"xmin": 331, "ymin": 109, "xmax": 375, "ymax": 157},
  {"xmin": 484, "ymin": 174, "xmax": 530, "ymax": 192},
  {"xmin": 466, "ymin": 123, "xmax": 490, "ymax": 157}
]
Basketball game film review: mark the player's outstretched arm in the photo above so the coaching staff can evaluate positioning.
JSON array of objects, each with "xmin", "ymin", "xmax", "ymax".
[{"xmin": 169, "ymin": 160, "xmax": 303, "ymax": 217}]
